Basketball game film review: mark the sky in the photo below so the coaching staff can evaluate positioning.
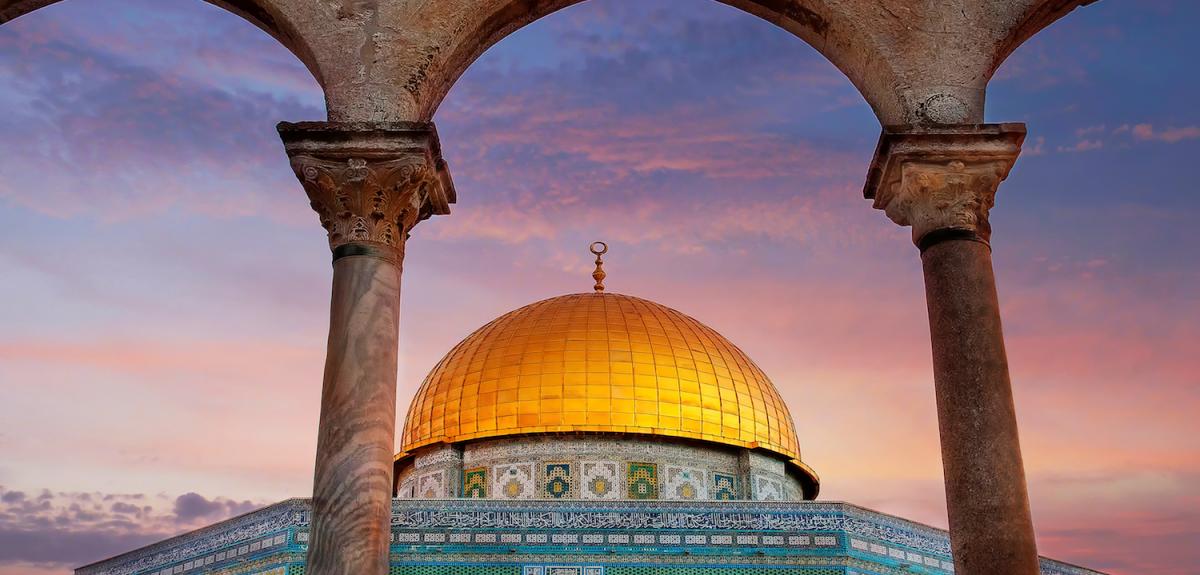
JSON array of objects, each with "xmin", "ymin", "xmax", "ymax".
[{"xmin": 0, "ymin": 0, "xmax": 1196, "ymax": 574}]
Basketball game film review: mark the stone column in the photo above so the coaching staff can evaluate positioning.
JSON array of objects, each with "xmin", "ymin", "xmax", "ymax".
[
  {"xmin": 864, "ymin": 124, "xmax": 1038, "ymax": 575},
  {"xmin": 278, "ymin": 122, "xmax": 455, "ymax": 575}
]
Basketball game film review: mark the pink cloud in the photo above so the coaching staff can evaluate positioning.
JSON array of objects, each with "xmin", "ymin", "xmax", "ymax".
[
  {"xmin": 1025, "ymin": 135, "xmax": 1047, "ymax": 156},
  {"xmin": 428, "ymin": 185, "xmax": 877, "ymax": 251},
  {"xmin": 1057, "ymin": 139, "xmax": 1104, "ymax": 153},
  {"xmin": 1131, "ymin": 123, "xmax": 1200, "ymax": 143},
  {"xmin": 0, "ymin": 338, "xmax": 319, "ymax": 382}
]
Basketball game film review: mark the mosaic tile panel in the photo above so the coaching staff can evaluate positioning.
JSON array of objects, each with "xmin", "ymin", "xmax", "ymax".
[
  {"xmin": 627, "ymin": 462, "xmax": 658, "ymax": 499},
  {"xmin": 712, "ymin": 473, "xmax": 737, "ymax": 501},
  {"xmin": 494, "ymin": 463, "xmax": 535, "ymax": 500},
  {"xmin": 464, "ymin": 468, "xmax": 488, "ymax": 498},
  {"xmin": 397, "ymin": 478, "xmax": 415, "ymax": 499},
  {"xmin": 416, "ymin": 471, "xmax": 446, "ymax": 499},
  {"xmin": 581, "ymin": 461, "xmax": 620, "ymax": 500},
  {"xmin": 753, "ymin": 475, "xmax": 783, "ymax": 501},
  {"xmin": 664, "ymin": 466, "xmax": 706, "ymax": 501},
  {"xmin": 543, "ymin": 463, "xmax": 576, "ymax": 499}
]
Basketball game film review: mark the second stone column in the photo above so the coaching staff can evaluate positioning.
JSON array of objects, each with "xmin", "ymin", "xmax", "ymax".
[
  {"xmin": 279, "ymin": 122, "xmax": 455, "ymax": 575},
  {"xmin": 865, "ymin": 124, "xmax": 1039, "ymax": 575}
]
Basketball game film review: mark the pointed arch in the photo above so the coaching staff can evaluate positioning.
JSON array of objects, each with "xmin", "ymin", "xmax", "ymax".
[
  {"xmin": 396, "ymin": 0, "xmax": 907, "ymax": 124},
  {"xmin": 0, "ymin": 0, "xmax": 323, "ymax": 88}
]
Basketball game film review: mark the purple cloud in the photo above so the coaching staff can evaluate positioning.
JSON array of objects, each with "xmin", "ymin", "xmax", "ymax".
[
  {"xmin": 0, "ymin": 487, "xmax": 266, "ymax": 569},
  {"xmin": 0, "ymin": 0, "xmax": 322, "ymax": 222}
]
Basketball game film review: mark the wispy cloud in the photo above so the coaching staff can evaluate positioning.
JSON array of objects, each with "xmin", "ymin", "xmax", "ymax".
[
  {"xmin": 1129, "ymin": 123, "xmax": 1200, "ymax": 143},
  {"xmin": 1057, "ymin": 138, "xmax": 1103, "ymax": 153},
  {"xmin": 0, "ymin": 1, "xmax": 321, "ymax": 222}
]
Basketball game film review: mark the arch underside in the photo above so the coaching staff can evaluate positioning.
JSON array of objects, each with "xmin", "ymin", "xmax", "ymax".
[
  {"xmin": 0, "ymin": 0, "xmax": 322, "ymax": 87},
  {"xmin": 418, "ymin": 0, "xmax": 906, "ymax": 124},
  {"xmin": 409, "ymin": 0, "xmax": 1103, "ymax": 125}
]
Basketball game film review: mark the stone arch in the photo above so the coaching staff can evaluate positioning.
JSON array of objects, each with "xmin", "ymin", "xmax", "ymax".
[
  {"xmin": 986, "ymin": 0, "xmax": 1100, "ymax": 89},
  {"xmin": 396, "ymin": 0, "xmax": 906, "ymax": 124},
  {"xmin": 0, "ymin": 0, "xmax": 324, "ymax": 88}
]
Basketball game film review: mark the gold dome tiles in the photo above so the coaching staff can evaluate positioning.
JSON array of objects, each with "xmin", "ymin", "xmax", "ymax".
[{"xmin": 399, "ymin": 292, "xmax": 804, "ymax": 463}]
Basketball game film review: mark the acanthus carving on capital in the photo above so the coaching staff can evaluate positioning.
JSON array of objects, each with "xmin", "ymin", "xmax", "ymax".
[
  {"xmin": 877, "ymin": 159, "xmax": 1007, "ymax": 245},
  {"xmin": 290, "ymin": 155, "xmax": 444, "ymax": 252}
]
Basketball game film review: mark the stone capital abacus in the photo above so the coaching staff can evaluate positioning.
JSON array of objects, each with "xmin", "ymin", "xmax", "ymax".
[
  {"xmin": 278, "ymin": 121, "xmax": 456, "ymax": 257},
  {"xmin": 863, "ymin": 124, "xmax": 1025, "ymax": 248}
]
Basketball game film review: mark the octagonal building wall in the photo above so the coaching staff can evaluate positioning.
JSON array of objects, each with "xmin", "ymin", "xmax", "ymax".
[{"xmin": 395, "ymin": 435, "xmax": 805, "ymax": 501}]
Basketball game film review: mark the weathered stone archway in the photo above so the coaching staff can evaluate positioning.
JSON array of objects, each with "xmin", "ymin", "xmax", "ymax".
[
  {"xmin": 397, "ymin": 0, "xmax": 906, "ymax": 123},
  {"xmin": 1, "ymin": 0, "xmax": 1102, "ymax": 124}
]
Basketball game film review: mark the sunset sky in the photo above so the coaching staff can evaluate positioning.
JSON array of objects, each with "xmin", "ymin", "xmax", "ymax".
[{"xmin": 0, "ymin": 1, "xmax": 1197, "ymax": 574}]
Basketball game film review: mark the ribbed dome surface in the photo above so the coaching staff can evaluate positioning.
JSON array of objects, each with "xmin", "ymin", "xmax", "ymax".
[{"xmin": 399, "ymin": 292, "xmax": 809, "ymax": 470}]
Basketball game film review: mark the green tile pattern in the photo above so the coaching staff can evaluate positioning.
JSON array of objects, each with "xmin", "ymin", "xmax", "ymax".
[{"xmin": 626, "ymin": 462, "xmax": 658, "ymax": 499}]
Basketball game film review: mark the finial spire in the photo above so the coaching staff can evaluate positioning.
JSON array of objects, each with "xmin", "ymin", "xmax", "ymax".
[{"xmin": 590, "ymin": 241, "xmax": 608, "ymax": 292}]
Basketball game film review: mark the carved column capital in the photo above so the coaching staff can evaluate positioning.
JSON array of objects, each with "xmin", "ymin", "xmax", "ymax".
[
  {"xmin": 863, "ymin": 124, "xmax": 1025, "ymax": 248},
  {"xmin": 278, "ymin": 121, "xmax": 456, "ymax": 255}
]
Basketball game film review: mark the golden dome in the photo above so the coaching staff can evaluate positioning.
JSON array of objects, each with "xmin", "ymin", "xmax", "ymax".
[{"xmin": 399, "ymin": 292, "xmax": 814, "ymax": 484}]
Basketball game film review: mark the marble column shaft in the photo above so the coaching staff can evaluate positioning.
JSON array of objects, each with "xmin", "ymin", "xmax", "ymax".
[
  {"xmin": 279, "ymin": 121, "xmax": 455, "ymax": 575},
  {"xmin": 865, "ymin": 124, "xmax": 1038, "ymax": 575}
]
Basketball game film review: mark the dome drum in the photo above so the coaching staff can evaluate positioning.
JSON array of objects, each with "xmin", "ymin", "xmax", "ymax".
[{"xmin": 394, "ymin": 434, "xmax": 815, "ymax": 501}]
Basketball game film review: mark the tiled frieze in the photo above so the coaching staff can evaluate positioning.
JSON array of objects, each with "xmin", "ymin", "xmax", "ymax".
[
  {"xmin": 75, "ymin": 499, "xmax": 1106, "ymax": 575},
  {"xmin": 522, "ymin": 567, "xmax": 604, "ymax": 575}
]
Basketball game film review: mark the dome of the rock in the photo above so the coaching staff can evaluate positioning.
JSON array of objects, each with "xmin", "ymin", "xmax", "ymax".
[{"xmin": 394, "ymin": 291, "xmax": 819, "ymax": 500}]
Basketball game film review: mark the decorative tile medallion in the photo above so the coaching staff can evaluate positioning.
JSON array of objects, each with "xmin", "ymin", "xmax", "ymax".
[
  {"xmin": 396, "ymin": 476, "xmax": 415, "ymax": 499},
  {"xmin": 493, "ymin": 463, "xmax": 535, "ymax": 499},
  {"xmin": 543, "ymin": 463, "xmax": 575, "ymax": 499},
  {"xmin": 664, "ymin": 466, "xmax": 706, "ymax": 500},
  {"xmin": 463, "ymin": 467, "xmax": 487, "ymax": 498},
  {"xmin": 581, "ymin": 461, "xmax": 620, "ymax": 500},
  {"xmin": 627, "ymin": 462, "xmax": 658, "ymax": 499},
  {"xmin": 416, "ymin": 470, "xmax": 445, "ymax": 499},
  {"xmin": 753, "ymin": 475, "xmax": 782, "ymax": 501},
  {"xmin": 713, "ymin": 472, "xmax": 737, "ymax": 500}
]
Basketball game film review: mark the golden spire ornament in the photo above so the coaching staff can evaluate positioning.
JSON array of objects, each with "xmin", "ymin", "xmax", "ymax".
[{"xmin": 590, "ymin": 241, "xmax": 608, "ymax": 292}]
